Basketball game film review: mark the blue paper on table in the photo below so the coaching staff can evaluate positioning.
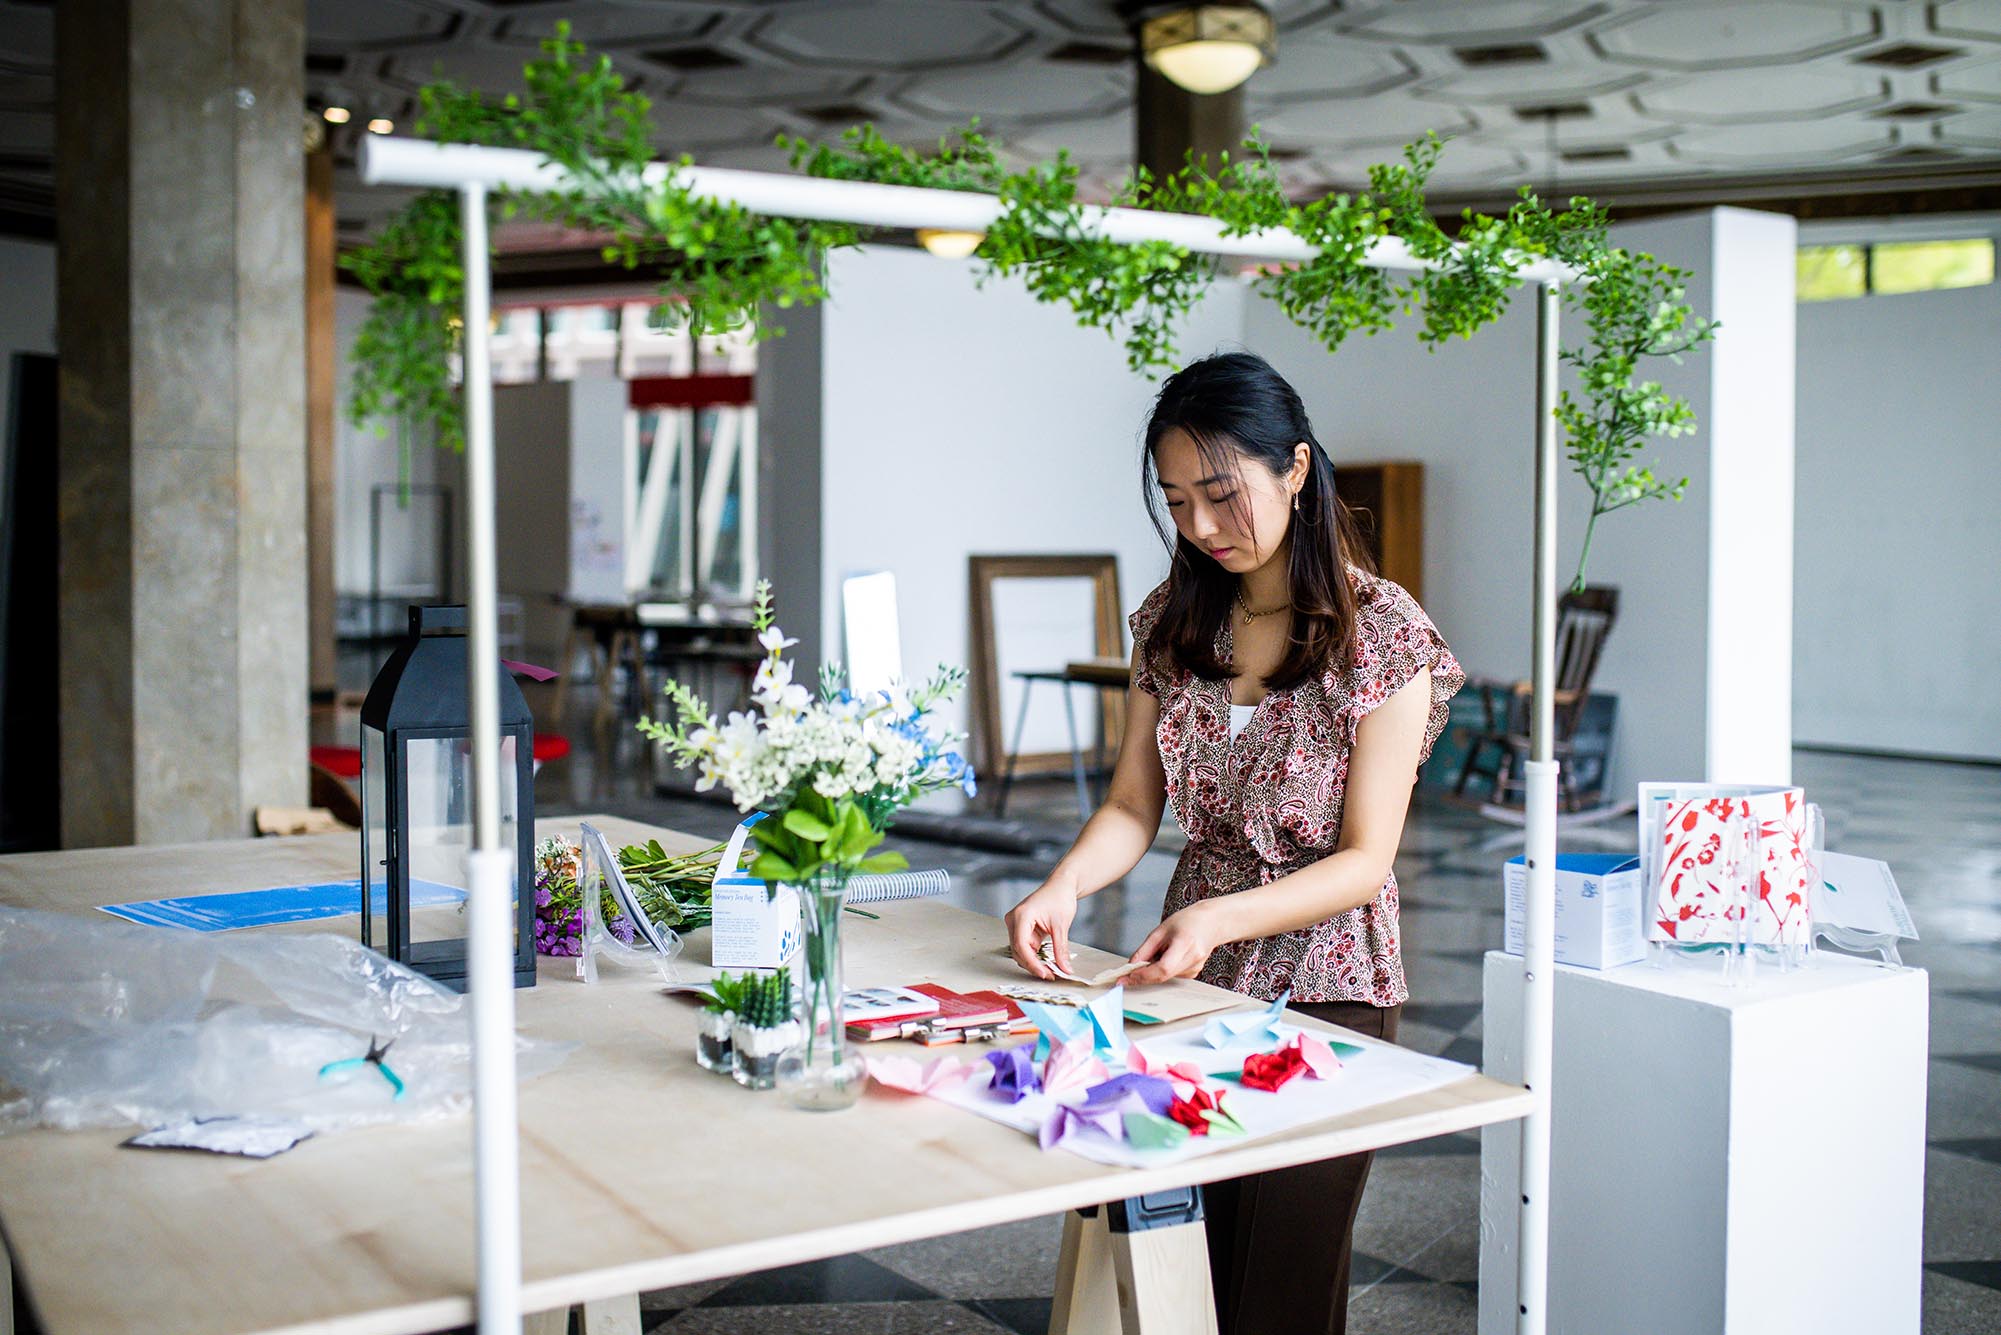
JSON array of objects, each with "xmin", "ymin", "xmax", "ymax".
[
  {"xmin": 1020, "ymin": 986, "xmax": 1129, "ymax": 1061},
  {"xmin": 1202, "ymin": 991, "xmax": 1292, "ymax": 1050},
  {"xmin": 98, "ymin": 879, "xmax": 466, "ymax": 932}
]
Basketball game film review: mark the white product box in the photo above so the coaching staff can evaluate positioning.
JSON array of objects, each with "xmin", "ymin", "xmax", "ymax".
[
  {"xmin": 706, "ymin": 814, "xmax": 800, "ymax": 971},
  {"xmin": 710, "ymin": 876, "xmax": 801, "ymax": 970},
  {"xmin": 1502, "ymin": 851, "xmax": 1646, "ymax": 970}
]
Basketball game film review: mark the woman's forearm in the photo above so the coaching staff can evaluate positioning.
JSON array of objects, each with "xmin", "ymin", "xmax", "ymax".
[
  {"xmin": 1204, "ymin": 848, "xmax": 1391, "ymax": 941},
  {"xmin": 1045, "ymin": 795, "xmax": 1162, "ymax": 900}
]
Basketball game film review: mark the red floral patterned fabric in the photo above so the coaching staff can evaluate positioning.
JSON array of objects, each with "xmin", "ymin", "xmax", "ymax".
[{"xmin": 1131, "ymin": 571, "xmax": 1464, "ymax": 1005}]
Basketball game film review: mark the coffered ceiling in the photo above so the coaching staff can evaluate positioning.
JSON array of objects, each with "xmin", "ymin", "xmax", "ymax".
[{"xmin": 5, "ymin": 1, "xmax": 2001, "ymax": 241}]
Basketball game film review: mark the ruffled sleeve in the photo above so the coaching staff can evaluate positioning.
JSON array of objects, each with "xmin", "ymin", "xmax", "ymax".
[
  {"xmin": 1341, "ymin": 575, "xmax": 1465, "ymax": 763},
  {"xmin": 1127, "ymin": 581, "xmax": 1173, "ymax": 698}
]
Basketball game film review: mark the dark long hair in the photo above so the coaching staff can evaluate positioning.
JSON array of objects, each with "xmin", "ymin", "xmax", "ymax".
[{"xmin": 1140, "ymin": 351, "xmax": 1373, "ymax": 691}]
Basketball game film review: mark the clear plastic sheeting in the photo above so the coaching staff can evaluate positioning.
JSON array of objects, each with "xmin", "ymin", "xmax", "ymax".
[{"xmin": 0, "ymin": 906, "xmax": 569, "ymax": 1133}]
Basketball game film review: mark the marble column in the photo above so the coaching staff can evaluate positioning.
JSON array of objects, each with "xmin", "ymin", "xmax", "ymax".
[{"xmin": 56, "ymin": 0, "xmax": 307, "ymax": 846}]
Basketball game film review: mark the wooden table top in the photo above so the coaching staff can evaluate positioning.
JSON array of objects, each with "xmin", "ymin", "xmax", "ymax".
[{"xmin": 0, "ymin": 816, "xmax": 1530, "ymax": 1335}]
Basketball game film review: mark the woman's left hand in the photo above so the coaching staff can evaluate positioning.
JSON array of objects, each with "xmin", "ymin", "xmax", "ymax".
[{"xmin": 1124, "ymin": 900, "xmax": 1228, "ymax": 986}]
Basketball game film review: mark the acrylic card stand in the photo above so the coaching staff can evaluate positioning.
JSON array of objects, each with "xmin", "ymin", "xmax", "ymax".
[
  {"xmin": 576, "ymin": 821, "xmax": 686, "ymax": 983},
  {"xmin": 1639, "ymin": 783, "xmax": 1822, "ymax": 980}
]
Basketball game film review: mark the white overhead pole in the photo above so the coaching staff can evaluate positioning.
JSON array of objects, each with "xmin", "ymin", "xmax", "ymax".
[
  {"xmin": 1515, "ymin": 282, "xmax": 1563, "ymax": 1335},
  {"xmin": 357, "ymin": 135, "xmax": 1574, "ymax": 1335},
  {"xmin": 458, "ymin": 181, "xmax": 524, "ymax": 1335},
  {"xmin": 359, "ymin": 137, "xmax": 1579, "ymax": 284}
]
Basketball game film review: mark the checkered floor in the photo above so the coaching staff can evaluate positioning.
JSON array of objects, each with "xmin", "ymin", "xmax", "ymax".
[{"xmin": 532, "ymin": 746, "xmax": 2001, "ymax": 1335}]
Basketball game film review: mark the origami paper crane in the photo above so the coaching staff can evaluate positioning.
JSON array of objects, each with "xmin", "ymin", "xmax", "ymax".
[
  {"xmin": 1017, "ymin": 1000, "xmax": 1091, "ymax": 1061},
  {"xmin": 1082, "ymin": 1072, "xmax": 1176, "ymax": 1117},
  {"xmin": 866, "ymin": 1054, "xmax": 976, "ymax": 1096},
  {"xmin": 1039, "ymin": 1100, "xmax": 1125, "ymax": 1152},
  {"xmin": 1167, "ymin": 1085, "xmax": 1226, "ymax": 1136},
  {"xmin": 1083, "ymin": 986, "xmax": 1130, "ymax": 1058},
  {"xmin": 1236, "ymin": 1031, "xmax": 1349, "ymax": 1092},
  {"xmin": 1240, "ymin": 1045, "xmax": 1309, "ymax": 1092},
  {"xmin": 1295, "ymin": 1032, "xmax": 1344, "ymax": 1078},
  {"xmin": 1202, "ymin": 1094, "xmax": 1247, "ymax": 1137},
  {"xmin": 1124, "ymin": 1041, "xmax": 1211, "ymax": 1095},
  {"xmin": 1122, "ymin": 1110, "xmax": 1192, "ymax": 1151},
  {"xmin": 984, "ymin": 1042, "xmax": 1042, "ymax": 1103},
  {"xmin": 1202, "ymin": 991, "xmax": 1292, "ymax": 1050},
  {"xmin": 1041, "ymin": 1036, "xmax": 1109, "ymax": 1096},
  {"xmin": 1019, "ymin": 985, "xmax": 1129, "ymax": 1060}
]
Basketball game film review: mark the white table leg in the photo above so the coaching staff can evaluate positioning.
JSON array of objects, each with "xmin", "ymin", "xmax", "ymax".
[
  {"xmin": 579, "ymin": 1292, "xmax": 641, "ymax": 1334},
  {"xmin": 997, "ymin": 676, "xmax": 1037, "ymax": 817},
  {"xmin": 1059, "ymin": 684, "xmax": 1091, "ymax": 822}
]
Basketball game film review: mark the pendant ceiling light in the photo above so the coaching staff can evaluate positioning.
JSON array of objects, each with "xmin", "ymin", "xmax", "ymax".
[
  {"xmin": 915, "ymin": 228, "xmax": 984, "ymax": 259},
  {"xmin": 1139, "ymin": 3, "xmax": 1276, "ymax": 96}
]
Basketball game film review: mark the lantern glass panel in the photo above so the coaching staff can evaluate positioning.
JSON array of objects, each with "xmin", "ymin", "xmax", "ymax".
[
  {"xmin": 361, "ymin": 724, "xmax": 389, "ymax": 954},
  {"xmin": 403, "ymin": 734, "xmax": 522, "ymax": 951}
]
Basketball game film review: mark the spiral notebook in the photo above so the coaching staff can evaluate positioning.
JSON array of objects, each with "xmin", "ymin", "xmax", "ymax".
[
  {"xmin": 846, "ymin": 868, "xmax": 952, "ymax": 905},
  {"xmin": 712, "ymin": 816, "xmax": 951, "ymax": 908}
]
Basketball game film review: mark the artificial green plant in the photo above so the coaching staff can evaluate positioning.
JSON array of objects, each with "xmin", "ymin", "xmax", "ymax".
[{"xmin": 345, "ymin": 24, "xmax": 1715, "ymax": 589}]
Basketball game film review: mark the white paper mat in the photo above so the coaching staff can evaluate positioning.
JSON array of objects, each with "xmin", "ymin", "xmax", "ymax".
[{"xmin": 927, "ymin": 1014, "xmax": 1476, "ymax": 1168}]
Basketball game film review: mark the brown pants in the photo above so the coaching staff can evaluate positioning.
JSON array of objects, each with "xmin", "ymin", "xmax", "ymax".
[{"xmin": 1202, "ymin": 1000, "xmax": 1402, "ymax": 1335}]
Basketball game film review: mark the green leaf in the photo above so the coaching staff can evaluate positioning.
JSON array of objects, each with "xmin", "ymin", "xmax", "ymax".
[
  {"xmin": 781, "ymin": 809, "xmax": 832, "ymax": 841},
  {"xmin": 749, "ymin": 852, "xmax": 800, "ymax": 883},
  {"xmin": 857, "ymin": 851, "xmax": 908, "ymax": 874}
]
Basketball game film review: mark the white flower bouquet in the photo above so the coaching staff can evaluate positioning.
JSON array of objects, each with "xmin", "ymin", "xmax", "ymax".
[{"xmin": 637, "ymin": 580, "xmax": 975, "ymax": 885}]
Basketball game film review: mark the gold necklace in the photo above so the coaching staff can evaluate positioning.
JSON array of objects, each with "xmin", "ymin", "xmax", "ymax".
[{"xmin": 1235, "ymin": 589, "xmax": 1290, "ymax": 620}]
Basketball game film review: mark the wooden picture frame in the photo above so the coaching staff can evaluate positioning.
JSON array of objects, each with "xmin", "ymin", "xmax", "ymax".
[
  {"xmin": 966, "ymin": 554, "xmax": 1125, "ymax": 784},
  {"xmin": 1337, "ymin": 460, "xmax": 1424, "ymax": 604}
]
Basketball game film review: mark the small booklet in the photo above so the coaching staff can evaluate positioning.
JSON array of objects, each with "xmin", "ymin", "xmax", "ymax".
[
  {"xmin": 841, "ymin": 985, "xmax": 940, "ymax": 1027},
  {"xmin": 849, "ymin": 983, "xmax": 1010, "ymax": 1041}
]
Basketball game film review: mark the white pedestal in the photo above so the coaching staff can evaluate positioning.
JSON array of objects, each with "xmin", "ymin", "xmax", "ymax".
[{"xmin": 1479, "ymin": 951, "xmax": 1927, "ymax": 1335}]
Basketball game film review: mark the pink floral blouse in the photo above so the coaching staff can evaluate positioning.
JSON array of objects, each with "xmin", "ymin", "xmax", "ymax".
[{"xmin": 1131, "ymin": 571, "xmax": 1464, "ymax": 1006}]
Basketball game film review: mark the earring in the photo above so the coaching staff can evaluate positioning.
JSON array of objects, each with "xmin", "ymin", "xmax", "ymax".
[{"xmin": 1292, "ymin": 490, "xmax": 1300, "ymax": 514}]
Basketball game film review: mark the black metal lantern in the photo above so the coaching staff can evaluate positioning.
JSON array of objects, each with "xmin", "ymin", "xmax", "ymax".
[{"xmin": 360, "ymin": 605, "xmax": 536, "ymax": 989}]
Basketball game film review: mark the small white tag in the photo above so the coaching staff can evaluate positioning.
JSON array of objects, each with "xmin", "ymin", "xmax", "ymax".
[{"xmin": 125, "ymin": 1117, "xmax": 315, "ymax": 1159}]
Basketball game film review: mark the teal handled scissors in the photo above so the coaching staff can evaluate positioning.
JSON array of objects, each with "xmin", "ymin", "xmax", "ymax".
[{"xmin": 318, "ymin": 1036, "xmax": 406, "ymax": 1100}]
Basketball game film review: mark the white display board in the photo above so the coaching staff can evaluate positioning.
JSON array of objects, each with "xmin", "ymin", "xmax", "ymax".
[{"xmin": 926, "ymin": 1009, "xmax": 1474, "ymax": 1169}]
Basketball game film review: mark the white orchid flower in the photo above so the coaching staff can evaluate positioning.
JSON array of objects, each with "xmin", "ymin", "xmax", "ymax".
[
  {"xmin": 758, "ymin": 625, "xmax": 800, "ymax": 655},
  {"xmin": 754, "ymin": 656, "xmax": 794, "ymax": 696}
]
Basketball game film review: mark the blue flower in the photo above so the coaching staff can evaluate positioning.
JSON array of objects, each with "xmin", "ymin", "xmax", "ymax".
[{"xmin": 960, "ymin": 768, "xmax": 979, "ymax": 799}]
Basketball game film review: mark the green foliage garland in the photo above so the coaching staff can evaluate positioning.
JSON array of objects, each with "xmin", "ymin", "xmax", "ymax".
[{"xmin": 346, "ymin": 25, "xmax": 1714, "ymax": 589}]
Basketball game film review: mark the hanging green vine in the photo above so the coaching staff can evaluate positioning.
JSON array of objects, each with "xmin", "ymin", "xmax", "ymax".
[
  {"xmin": 344, "ymin": 24, "xmax": 1714, "ymax": 588},
  {"xmin": 1149, "ymin": 135, "xmax": 1715, "ymax": 588}
]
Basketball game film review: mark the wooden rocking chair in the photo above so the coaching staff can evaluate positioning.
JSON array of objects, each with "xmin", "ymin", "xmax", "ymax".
[{"xmin": 1452, "ymin": 586, "xmax": 1619, "ymax": 812}]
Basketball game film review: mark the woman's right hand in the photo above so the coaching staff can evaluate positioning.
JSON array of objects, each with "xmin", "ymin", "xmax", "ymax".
[{"xmin": 1005, "ymin": 878, "xmax": 1080, "ymax": 981}]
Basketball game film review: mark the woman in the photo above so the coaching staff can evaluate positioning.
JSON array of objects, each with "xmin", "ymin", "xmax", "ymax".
[{"xmin": 1005, "ymin": 351, "xmax": 1463, "ymax": 1335}]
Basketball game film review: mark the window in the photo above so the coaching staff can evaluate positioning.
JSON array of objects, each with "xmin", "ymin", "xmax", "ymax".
[
  {"xmin": 1797, "ymin": 245, "xmax": 1865, "ymax": 301},
  {"xmin": 1797, "ymin": 238, "xmax": 1994, "ymax": 301},
  {"xmin": 1869, "ymin": 239, "xmax": 1994, "ymax": 295}
]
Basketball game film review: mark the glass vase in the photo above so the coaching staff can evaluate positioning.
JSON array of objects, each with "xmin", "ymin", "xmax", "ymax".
[
  {"xmin": 732, "ymin": 1013, "xmax": 795, "ymax": 1090},
  {"xmin": 775, "ymin": 867, "xmax": 865, "ymax": 1111},
  {"xmin": 695, "ymin": 1009, "xmax": 734, "ymax": 1074}
]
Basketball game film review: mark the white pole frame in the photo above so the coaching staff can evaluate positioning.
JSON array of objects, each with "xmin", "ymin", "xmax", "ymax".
[{"xmin": 359, "ymin": 134, "xmax": 1572, "ymax": 1335}]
